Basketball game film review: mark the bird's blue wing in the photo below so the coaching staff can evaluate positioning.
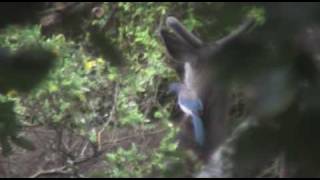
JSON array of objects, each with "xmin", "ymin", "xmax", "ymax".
[{"xmin": 178, "ymin": 95, "xmax": 203, "ymax": 113}]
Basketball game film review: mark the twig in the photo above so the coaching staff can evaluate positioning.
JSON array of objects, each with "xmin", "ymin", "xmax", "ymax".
[
  {"xmin": 102, "ymin": 128, "xmax": 167, "ymax": 146},
  {"xmin": 102, "ymin": 3, "xmax": 119, "ymax": 32},
  {"xmin": 79, "ymin": 141, "xmax": 89, "ymax": 158},
  {"xmin": 29, "ymin": 165, "xmax": 71, "ymax": 178},
  {"xmin": 97, "ymin": 82, "xmax": 119, "ymax": 151},
  {"xmin": 256, "ymin": 160, "xmax": 278, "ymax": 178},
  {"xmin": 72, "ymin": 147, "xmax": 110, "ymax": 166},
  {"xmin": 143, "ymin": 77, "xmax": 162, "ymax": 117}
]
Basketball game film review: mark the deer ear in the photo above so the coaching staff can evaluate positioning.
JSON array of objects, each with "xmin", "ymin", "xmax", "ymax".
[
  {"xmin": 166, "ymin": 17, "xmax": 203, "ymax": 48},
  {"xmin": 160, "ymin": 29, "xmax": 197, "ymax": 60}
]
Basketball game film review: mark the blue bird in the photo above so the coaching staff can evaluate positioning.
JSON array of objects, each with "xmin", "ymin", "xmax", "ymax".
[{"xmin": 169, "ymin": 82, "xmax": 205, "ymax": 146}]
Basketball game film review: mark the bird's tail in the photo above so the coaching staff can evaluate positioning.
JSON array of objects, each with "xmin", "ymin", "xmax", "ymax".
[{"xmin": 191, "ymin": 113, "xmax": 205, "ymax": 146}]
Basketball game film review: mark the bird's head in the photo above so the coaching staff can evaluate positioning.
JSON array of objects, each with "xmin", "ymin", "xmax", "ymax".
[{"xmin": 168, "ymin": 82, "xmax": 184, "ymax": 94}]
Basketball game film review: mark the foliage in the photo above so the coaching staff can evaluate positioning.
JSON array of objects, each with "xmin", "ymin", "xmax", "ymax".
[
  {"xmin": 88, "ymin": 2, "xmax": 203, "ymax": 177},
  {"xmin": 0, "ymin": 2, "xmax": 209, "ymax": 178}
]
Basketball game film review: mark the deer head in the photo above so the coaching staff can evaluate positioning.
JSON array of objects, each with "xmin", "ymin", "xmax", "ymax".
[{"xmin": 160, "ymin": 16, "xmax": 254, "ymax": 157}]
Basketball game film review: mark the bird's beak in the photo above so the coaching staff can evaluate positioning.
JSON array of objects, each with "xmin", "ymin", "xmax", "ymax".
[{"xmin": 167, "ymin": 88, "xmax": 174, "ymax": 95}]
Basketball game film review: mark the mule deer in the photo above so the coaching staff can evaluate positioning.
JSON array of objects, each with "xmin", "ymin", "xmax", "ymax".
[
  {"xmin": 162, "ymin": 3, "xmax": 320, "ymax": 178},
  {"xmin": 178, "ymin": 3, "xmax": 320, "ymax": 178},
  {"xmin": 160, "ymin": 16, "xmax": 254, "ymax": 158}
]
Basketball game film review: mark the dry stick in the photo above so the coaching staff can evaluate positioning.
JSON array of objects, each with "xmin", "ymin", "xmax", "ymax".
[
  {"xmin": 141, "ymin": 77, "xmax": 162, "ymax": 137},
  {"xmin": 96, "ymin": 82, "xmax": 119, "ymax": 151},
  {"xmin": 102, "ymin": 128, "xmax": 167, "ymax": 146},
  {"xmin": 74, "ymin": 83, "xmax": 166, "ymax": 166},
  {"xmin": 30, "ymin": 80, "xmax": 163, "ymax": 178},
  {"xmin": 79, "ymin": 141, "xmax": 89, "ymax": 158},
  {"xmin": 70, "ymin": 135, "xmax": 86, "ymax": 154},
  {"xmin": 141, "ymin": 78, "xmax": 165, "ymax": 142},
  {"xmin": 40, "ymin": 2, "xmax": 89, "ymax": 15},
  {"xmin": 256, "ymin": 161, "xmax": 277, "ymax": 178},
  {"xmin": 29, "ymin": 125, "xmax": 166, "ymax": 178},
  {"xmin": 61, "ymin": 130, "xmax": 77, "ymax": 154},
  {"xmin": 29, "ymin": 140, "xmax": 97, "ymax": 178},
  {"xmin": 102, "ymin": 3, "xmax": 119, "ymax": 32},
  {"xmin": 29, "ymin": 165, "xmax": 71, "ymax": 178}
]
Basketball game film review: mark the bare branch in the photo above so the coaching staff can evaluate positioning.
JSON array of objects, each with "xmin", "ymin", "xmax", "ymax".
[
  {"xmin": 29, "ymin": 165, "xmax": 71, "ymax": 178},
  {"xmin": 97, "ymin": 82, "xmax": 119, "ymax": 151},
  {"xmin": 102, "ymin": 128, "xmax": 167, "ymax": 147}
]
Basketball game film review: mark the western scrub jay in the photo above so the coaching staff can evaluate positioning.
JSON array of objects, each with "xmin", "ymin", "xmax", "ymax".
[{"xmin": 169, "ymin": 82, "xmax": 205, "ymax": 146}]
